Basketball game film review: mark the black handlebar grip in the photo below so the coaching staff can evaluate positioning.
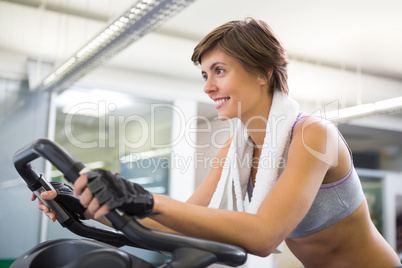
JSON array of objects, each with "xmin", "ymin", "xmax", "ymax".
[
  {"xmin": 13, "ymin": 138, "xmax": 89, "ymax": 184},
  {"xmin": 13, "ymin": 138, "xmax": 88, "ymax": 226}
]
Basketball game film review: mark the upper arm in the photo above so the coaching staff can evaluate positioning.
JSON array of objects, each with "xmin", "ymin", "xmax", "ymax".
[
  {"xmin": 186, "ymin": 137, "xmax": 232, "ymax": 206},
  {"xmin": 257, "ymin": 117, "xmax": 338, "ymax": 241}
]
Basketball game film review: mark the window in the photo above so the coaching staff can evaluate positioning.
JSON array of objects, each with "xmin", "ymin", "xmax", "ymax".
[{"xmin": 49, "ymin": 86, "xmax": 173, "ymax": 265}]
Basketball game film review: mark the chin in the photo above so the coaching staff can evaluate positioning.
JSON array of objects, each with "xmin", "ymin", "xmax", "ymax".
[{"xmin": 217, "ymin": 112, "xmax": 235, "ymax": 121}]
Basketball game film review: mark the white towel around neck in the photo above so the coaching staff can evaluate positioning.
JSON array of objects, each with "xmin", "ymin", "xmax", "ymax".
[{"xmin": 208, "ymin": 90, "xmax": 300, "ymax": 214}]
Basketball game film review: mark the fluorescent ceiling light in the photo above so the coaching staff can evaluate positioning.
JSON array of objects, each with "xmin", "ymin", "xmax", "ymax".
[
  {"xmin": 326, "ymin": 96, "xmax": 402, "ymax": 123},
  {"xmin": 374, "ymin": 96, "xmax": 402, "ymax": 111},
  {"xmin": 35, "ymin": 0, "xmax": 196, "ymax": 92},
  {"xmin": 57, "ymin": 87, "xmax": 134, "ymax": 117}
]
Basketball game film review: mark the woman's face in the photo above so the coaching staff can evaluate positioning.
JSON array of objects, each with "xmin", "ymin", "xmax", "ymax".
[{"xmin": 200, "ymin": 47, "xmax": 270, "ymax": 123}]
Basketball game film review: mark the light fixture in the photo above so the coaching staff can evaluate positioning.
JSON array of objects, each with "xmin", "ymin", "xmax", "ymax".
[
  {"xmin": 57, "ymin": 87, "xmax": 134, "ymax": 117},
  {"xmin": 35, "ymin": 0, "xmax": 196, "ymax": 92},
  {"xmin": 326, "ymin": 96, "xmax": 402, "ymax": 123}
]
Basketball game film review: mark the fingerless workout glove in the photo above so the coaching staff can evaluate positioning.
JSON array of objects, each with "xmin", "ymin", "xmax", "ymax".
[
  {"xmin": 86, "ymin": 170, "xmax": 154, "ymax": 218},
  {"xmin": 51, "ymin": 181, "xmax": 87, "ymax": 220}
]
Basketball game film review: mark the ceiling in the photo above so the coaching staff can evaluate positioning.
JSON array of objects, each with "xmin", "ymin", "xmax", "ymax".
[
  {"xmin": 1, "ymin": 0, "xmax": 402, "ymax": 166},
  {"xmin": 1, "ymin": 0, "xmax": 401, "ymax": 80}
]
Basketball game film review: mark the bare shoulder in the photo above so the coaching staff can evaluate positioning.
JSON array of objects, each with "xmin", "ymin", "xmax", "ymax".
[
  {"xmin": 292, "ymin": 116, "xmax": 337, "ymax": 142},
  {"xmin": 290, "ymin": 116, "xmax": 340, "ymax": 167}
]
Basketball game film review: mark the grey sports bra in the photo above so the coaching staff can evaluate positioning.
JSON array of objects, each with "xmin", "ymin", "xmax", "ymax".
[
  {"xmin": 288, "ymin": 166, "xmax": 365, "ymax": 238},
  {"xmin": 286, "ymin": 114, "xmax": 365, "ymax": 238}
]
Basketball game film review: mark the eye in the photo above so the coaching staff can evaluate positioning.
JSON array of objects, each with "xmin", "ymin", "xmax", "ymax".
[
  {"xmin": 201, "ymin": 73, "xmax": 208, "ymax": 81},
  {"xmin": 216, "ymin": 67, "xmax": 224, "ymax": 75}
]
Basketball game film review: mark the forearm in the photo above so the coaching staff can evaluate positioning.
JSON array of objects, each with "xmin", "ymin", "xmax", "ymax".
[
  {"xmin": 85, "ymin": 208, "xmax": 180, "ymax": 234},
  {"xmin": 138, "ymin": 217, "xmax": 181, "ymax": 234},
  {"xmin": 150, "ymin": 194, "xmax": 280, "ymax": 256},
  {"xmin": 76, "ymin": 170, "xmax": 281, "ymax": 254}
]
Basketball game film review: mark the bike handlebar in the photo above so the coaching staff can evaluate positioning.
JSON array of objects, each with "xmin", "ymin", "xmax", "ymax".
[{"xmin": 13, "ymin": 138, "xmax": 247, "ymax": 267}]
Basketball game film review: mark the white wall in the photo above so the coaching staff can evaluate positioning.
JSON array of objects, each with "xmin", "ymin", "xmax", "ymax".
[
  {"xmin": 194, "ymin": 114, "xmax": 239, "ymax": 188},
  {"xmin": 288, "ymin": 60, "xmax": 402, "ymax": 111},
  {"xmin": 2, "ymin": 48, "xmax": 401, "ymax": 110}
]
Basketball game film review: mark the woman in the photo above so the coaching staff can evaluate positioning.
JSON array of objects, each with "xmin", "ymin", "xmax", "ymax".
[{"xmin": 35, "ymin": 18, "xmax": 400, "ymax": 267}]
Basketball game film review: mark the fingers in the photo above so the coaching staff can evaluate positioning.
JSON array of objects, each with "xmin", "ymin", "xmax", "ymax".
[
  {"xmin": 31, "ymin": 189, "xmax": 57, "ymax": 202},
  {"xmin": 95, "ymin": 204, "xmax": 110, "ymax": 220},
  {"xmin": 74, "ymin": 174, "xmax": 92, "ymax": 208},
  {"xmin": 83, "ymin": 209, "xmax": 94, "ymax": 220},
  {"xmin": 85, "ymin": 194, "xmax": 100, "ymax": 215},
  {"xmin": 74, "ymin": 174, "xmax": 88, "ymax": 197},
  {"xmin": 40, "ymin": 191, "xmax": 57, "ymax": 221},
  {"xmin": 84, "ymin": 196, "xmax": 109, "ymax": 219},
  {"xmin": 37, "ymin": 200, "xmax": 56, "ymax": 222},
  {"xmin": 74, "ymin": 173, "xmax": 109, "ymax": 219},
  {"xmin": 31, "ymin": 191, "xmax": 58, "ymax": 222},
  {"xmin": 79, "ymin": 187, "xmax": 93, "ymax": 208},
  {"xmin": 40, "ymin": 190, "xmax": 58, "ymax": 200}
]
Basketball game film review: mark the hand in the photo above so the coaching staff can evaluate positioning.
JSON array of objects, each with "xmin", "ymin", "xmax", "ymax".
[
  {"xmin": 31, "ymin": 182, "xmax": 88, "ymax": 221},
  {"xmin": 74, "ymin": 174, "xmax": 107, "ymax": 219},
  {"xmin": 74, "ymin": 170, "xmax": 154, "ymax": 220},
  {"xmin": 52, "ymin": 182, "xmax": 87, "ymax": 220},
  {"xmin": 31, "ymin": 190, "xmax": 58, "ymax": 222}
]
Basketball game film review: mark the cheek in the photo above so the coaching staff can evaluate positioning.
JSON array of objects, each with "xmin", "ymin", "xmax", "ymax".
[{"xmin": 219, "ymin": 78, "xmax": 240, "ymax": 96}]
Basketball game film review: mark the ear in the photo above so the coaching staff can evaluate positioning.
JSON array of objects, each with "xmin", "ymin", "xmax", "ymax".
[
  {"xmin": 258, "ymin": 76, "xmax": 267, "ymax": 86},
  {"xmin": 258, "ymin": 69, "xmax": 273, "ymax": 86}
]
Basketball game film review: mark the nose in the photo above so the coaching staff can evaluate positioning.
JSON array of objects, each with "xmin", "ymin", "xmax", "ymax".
[{"xmin": 203, "ymin": 79, "xmax": 218, "ymax": 95}]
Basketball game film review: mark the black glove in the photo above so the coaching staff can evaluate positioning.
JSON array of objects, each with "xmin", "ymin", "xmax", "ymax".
[
  {"xmin": 86, "ymin": 170, "xmax": 154, "ymax": 218},
  {"xmin": 51, "ymin": 181, "xmax": 87, "ymax": 220}
]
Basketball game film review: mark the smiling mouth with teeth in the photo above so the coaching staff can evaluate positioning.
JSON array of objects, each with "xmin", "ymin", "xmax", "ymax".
[{"xmin": 216, "ymin": 98, "xmax": 230, "ymax": 105}]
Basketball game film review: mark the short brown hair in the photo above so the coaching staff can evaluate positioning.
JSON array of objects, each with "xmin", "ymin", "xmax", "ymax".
[{"xmin": 192, "ymin": 18, "xmax": 289, "ymax": 94}]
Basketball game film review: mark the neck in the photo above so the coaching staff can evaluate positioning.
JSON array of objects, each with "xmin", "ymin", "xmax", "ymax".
[
  {"xmin": 242, "ymin": 94, "xmax": 272, "ymax": 148},
  {"xmin": 246, "ymin": 116, "xmax": 268, "ymax": 149}
]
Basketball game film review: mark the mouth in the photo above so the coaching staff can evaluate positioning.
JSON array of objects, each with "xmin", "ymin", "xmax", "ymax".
[{"xmin": 215, "ymin": 97, "xmax": 230, "ymax": 107}]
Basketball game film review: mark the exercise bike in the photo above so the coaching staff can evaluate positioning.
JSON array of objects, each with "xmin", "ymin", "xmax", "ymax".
[{"xmin": 11, "ymin": 138, "xmax": 247, "ymax": 268}]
